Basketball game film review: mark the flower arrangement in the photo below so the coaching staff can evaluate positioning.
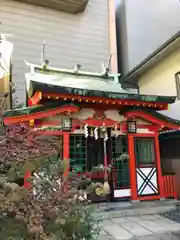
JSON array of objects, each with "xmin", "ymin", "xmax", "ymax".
[
  {"xmin": 91, "ymin": 164, "xmax": 112, "ymax": 173},
  {"xmin": 118, "ymin": 153, "xmax": 130, "ymax": 162}
]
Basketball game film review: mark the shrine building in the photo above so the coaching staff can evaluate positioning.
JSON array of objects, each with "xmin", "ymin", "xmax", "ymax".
[{"xmin": 3, "ymin": 62, "xmax": 180, "ymax": 202}]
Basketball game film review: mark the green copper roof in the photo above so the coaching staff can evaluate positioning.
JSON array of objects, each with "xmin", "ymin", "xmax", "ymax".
[
  {"xmin": 4, "ymin": 103, "xmax": 77, "ymax": 118},
  {"xmin": 25, "ymin": 61, "xmax": 134, "ymax": 96},
  {"xmin": 25, "ymin": 61, "xmax": 120, "ymax": 80},
  {"xmin": 26, "ymin": 71, "xmax": 127, "ymax": 94},
  {"xmin": 25, "ymin": 62, "xmax": 176, "ymax": 105}
]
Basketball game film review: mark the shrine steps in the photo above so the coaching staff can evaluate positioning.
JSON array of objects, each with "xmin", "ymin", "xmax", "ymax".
[{"xmin": 93, "ymin": 200, "xmax": 179, "ymax": 220}]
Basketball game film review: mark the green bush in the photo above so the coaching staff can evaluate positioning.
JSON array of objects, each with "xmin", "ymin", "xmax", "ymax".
[
  {"xmin": 0, "ymin": 160, "xmax": 100, "ymax": 240},
  {"xmin": 0, "ymin": 124, "xmax": 100, "ymax": 239}
]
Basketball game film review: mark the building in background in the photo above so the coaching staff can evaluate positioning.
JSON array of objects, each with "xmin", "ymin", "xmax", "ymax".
[
  {"xmin": 120, "ymin": 31, "xmax": 180, "ymax": 119},
  {"xmin": 116, "ymin": 0, "xmax": 180, "ymax": 77},
  {"xmin": 0, "ymin": 0, "xmax": 117, "ymax": 103}
]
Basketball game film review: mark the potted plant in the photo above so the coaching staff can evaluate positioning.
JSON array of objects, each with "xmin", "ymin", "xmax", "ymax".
[
  {"xmin": 90, "ymin": 164, "xmax": 112, "ymax": 180},
  {"xmin": 87, "ymin": 164, "xmax": 112, "ymax": 203},
  {"xmin": 87, "ymin": 181, "xmax": 107, "ymax": 202},
  {"xmin": 111, "ymin": 153, "xmax": 130, "ymax": 199},
  {"xmin": 117, "ymin": 153, "xmax": 130, "ymax": 162}
]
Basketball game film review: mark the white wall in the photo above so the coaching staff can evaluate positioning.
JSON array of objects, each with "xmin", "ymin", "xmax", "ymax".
[
  {"xmin": 138, "ymin": 50, "xmax": 180, "ymax": 120},
  {"xmin": 139, "ymin": 51, "xmax": 180, "ymax": 96}
]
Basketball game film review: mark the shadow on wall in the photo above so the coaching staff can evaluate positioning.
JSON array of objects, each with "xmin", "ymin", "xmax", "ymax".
[
  {"xmin": 160, "ymin": 100, "xmax": 180, "ymax": 121},
  {"xmin": 115, "ymin": 0, "xmax": 180, "ymax": 74}
]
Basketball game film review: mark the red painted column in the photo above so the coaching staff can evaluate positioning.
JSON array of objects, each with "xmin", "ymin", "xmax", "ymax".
[
  {"xmin": 63, "ymin": 132, "xmax": 70, "ymax": 159},
  {"xmin": 24, "ymin": 170, "xmax": 32, "ymax": 189},
  {"xmin": 63, "ymin": 133, "xmax": 70, "ymax": 192},
  {"xmin": 128, "ymin": 135, "xmax": 138, "ymax": 200},
  {"xmin": 173, "ymin": 175, "xmax": 178, "ymax": 199},
  {"xmin": 155, "ymin": 132, "xmax": 165, "ymax": 199}
]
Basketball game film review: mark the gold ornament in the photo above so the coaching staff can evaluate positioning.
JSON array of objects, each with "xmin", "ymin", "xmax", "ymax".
[{"xmin": 95, "ymin": 187, "xmax": 104, "ymax": 196}]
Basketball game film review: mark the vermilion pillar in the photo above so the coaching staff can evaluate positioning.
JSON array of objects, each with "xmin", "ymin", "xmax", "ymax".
[
  {"xmin": 155, "ymin": 132, "xmax": 165, "ymax": 199},
  {"xmin": 63, "ymin": 133, "xmax": 70, "ymax": 192},
  {"xmin": 63, "ymin": 132, "xmax": 70, "ymax": 160},
  {"xmin": 128, "ymin": 135, "xmax": 138, "ymax": 201},
  {"xmin": 24, "ymin": 170, "xmax": 32, "ymax": 189}
]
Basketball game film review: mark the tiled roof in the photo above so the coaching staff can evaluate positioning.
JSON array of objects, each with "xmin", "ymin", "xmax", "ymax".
[{"xmin": 3, "ymin": 102, "xmax": 71, "ymax": 117}]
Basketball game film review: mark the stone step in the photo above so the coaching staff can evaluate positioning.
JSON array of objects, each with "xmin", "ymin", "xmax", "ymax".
[
  {"xmin": 97, "ymin": 215, "xmax": 180, "ymax": 240},
  {"xmin": 94, "ymin": 200, "xmax": 179, "ymax": 220}
]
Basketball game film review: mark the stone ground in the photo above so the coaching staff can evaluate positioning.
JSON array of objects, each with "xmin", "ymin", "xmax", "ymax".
[
  {"xmin": 94, "ymin": 200, "xmax": 178, "ymax": 220},
  {"xmin": 97, "ymin": 214, "xmax": 180, "ymax": 240}
]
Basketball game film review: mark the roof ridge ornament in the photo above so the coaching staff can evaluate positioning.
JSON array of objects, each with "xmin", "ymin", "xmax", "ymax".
[
  {"xmin": 101, "ymin": 54, "xmax": 112, "ymax": 77},
  {"xmin": 40, "ymin": 41, "xmax": 46, "ymax": 66},
  {"xmin": 113, "ymin": 73, "xmax": 121, "ymax": 84},
  {"xmin": 100, "ymin": 55, "xmax": 121, "ymax": 83},
  {"xmin": 24, "ymin": 56, "xmax": 121, "ymax": 82},
  {"xmin": 73, "ymin": 64, "xmax": 81, "ymax": 74}
]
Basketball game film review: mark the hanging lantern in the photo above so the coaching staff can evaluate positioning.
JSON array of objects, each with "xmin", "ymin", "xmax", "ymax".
[
  {"xmin": 84, "ymin": 124, "xmax": 89, "ymax": 138},
  {"xmin": 29, "ymin": 119, "xmax": 34, "ymax": 127},
  {"xmin": 61, "ymin": 116, "xmax": 72, "ymax": 131},
  {"xmin": 127, "ymin": 121, "xmax": 136, "ymax": 133},
  {"xmin": 94, "ymin": 127, "xmax": 98, "ymax": 140}
]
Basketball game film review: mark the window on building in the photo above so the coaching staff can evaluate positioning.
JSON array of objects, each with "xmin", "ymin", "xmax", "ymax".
[
  {"xmin": 175, "ymin": 73, "xmax": 180, "ymax": 100},
  {"xmin": 87, "ymin": 137, "xmax": 104, "ymax": 172},
  {"xmin": 135, "ymin": 138, "xmax": 155, "ymax": 166},
  {"xmin": 70, "ymin": 134, "xmax": 87, "ymax": 173},
  {"xmin": 111, "ymin": 136, "xmax": 130, "ymax": 188}
]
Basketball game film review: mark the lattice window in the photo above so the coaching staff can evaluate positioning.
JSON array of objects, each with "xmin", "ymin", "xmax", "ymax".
[
  {"xmin": 111, "ymin": 136, "xmax": 129, "ymax": 188},
  {"xmin": 86, "ymin": 137, "xmax": 104, "ymax": 172},
  {"xmin": 135, "ymin": 138, "xmax": 155, "ymax": 166},
  {"xmin": 70, "ymin": 134, "xmax": 86, "ymax": 173}
]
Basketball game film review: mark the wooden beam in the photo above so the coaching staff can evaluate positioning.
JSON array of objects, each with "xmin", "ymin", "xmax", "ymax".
[
  {"xmin": 126, "ymin": 110, "xmax": 179, "ymax": 130},
  {"xmin": 42, "ymin": 92, "xmax": 167, "ymax": 110},
  {"xmin": 4, "ymin": 105, "xmax": 79, "ymax": 125}
]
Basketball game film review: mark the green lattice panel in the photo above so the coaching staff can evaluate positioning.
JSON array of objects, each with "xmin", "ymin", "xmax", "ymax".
[
  {"xmin": 70, "ymin": 134, "xmax": 86, "ymax": 173},
  {"xmin": 111, "ymin": 136, "xmax": 129, "ymax": 188},
  {"xmin": 135, "ymin": 138, "xmax": 155, "ymax": 166}
]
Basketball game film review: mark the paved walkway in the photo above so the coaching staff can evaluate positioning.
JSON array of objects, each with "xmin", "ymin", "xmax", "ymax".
[
  {"xmin": 94, "ymin": 200, "xmax": 178, "ymax": 220},
  {"xmin": 98, "ymin": 214, "xmax": 180, "ymax": 240}
]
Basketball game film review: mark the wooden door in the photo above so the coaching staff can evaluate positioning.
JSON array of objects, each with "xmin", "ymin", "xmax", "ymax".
[{"xmin": 134, "ymin": 137, "xmax": 159, "ymax": 196}]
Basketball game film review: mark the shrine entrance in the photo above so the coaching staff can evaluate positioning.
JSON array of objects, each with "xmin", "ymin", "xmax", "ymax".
[
  {"xmin": 69, "ymin": 133, "xmax": 130, "ymax": 201},
  {"xmin": 134, "ymin": 137, "xmax": 159, "ymax": 197},
  {"xmin": 110, "ymin": 136, "xmax": 130, "ymax": 200},
  {"xmin": 86, "ymin": 137, "xmax": 105, "ymax": 172}
]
